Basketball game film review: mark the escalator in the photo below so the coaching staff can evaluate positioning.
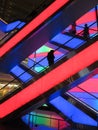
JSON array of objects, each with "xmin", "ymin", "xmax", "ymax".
[
  {"xmin": 0, "ymin": 31, "xmax": 98, "ymax": 121},
  {"xmin": 49, "ymin": 68, "xmax": 98, "ymax": 128},
  {"xmin": 0, "ymin": 0, "xmax": 97, "ymax": 73},
  {"xmin": 47, "ymin": 61, "xmax": 98, "ymax": 128},
  {"xmin": 49, "ymin": 96, "xmax": 98, "ymax": 129},
  {"xmin": 0, "ymin": 0, "xmax": 98, "ymax": 123}
]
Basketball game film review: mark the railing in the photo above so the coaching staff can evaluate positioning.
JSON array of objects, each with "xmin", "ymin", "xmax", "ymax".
[
  {"xmin": 23, "ymin": 112, "xmax": 68, "ymax": 130},
  {"xmin": 22, "ymin": 21, "xmax": 98, "ymax": 74},
  {"xmin": 66, "ymin": 84, "xmax": 98, "ymax": 113},
  {"xmin": 0, "ymin": 21, "xmax": 98, "ymax": 103},
  {"xmin": 0, "ymin": 0, "xmax": 55, "ymax": 47}
]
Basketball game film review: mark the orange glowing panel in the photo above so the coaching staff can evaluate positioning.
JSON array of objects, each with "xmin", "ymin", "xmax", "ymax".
[
  {"xmin": 0, "ymin": 0, "xmax": 69, "ymax": 57},
  {"xmin": 0, "ymin": 41, "xmax": 98, "ymax": 118}
]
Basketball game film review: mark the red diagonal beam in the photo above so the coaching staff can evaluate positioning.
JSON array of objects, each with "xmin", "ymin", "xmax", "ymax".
[
  {"xmin": 0, "ymin": 0, "xmax": 69, "ymax": 57},
  {"xmin": 0, "ymin": 41, "xmax": 98, "ymax": 118}
]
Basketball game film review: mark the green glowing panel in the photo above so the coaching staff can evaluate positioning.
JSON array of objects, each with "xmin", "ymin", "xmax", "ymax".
[
  {"xmin": 36, "ymin": 45, "xmax": 51, "ymax": 53},
  {"xmin": 43, "ymin": 104, "xmax": 48, "ymax": 107},
  {"xmin": 36, "ymin": 117, "xmax": 50, "ymax": 126},
  {"xmin": 34, "ymin": 66, "xmax": 46, "ymax": 73}
]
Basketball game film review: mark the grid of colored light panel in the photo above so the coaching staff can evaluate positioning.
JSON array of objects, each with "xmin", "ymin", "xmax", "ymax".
[
  {"xmin": 6, "ymin": 21, "xmax": 25, "ymax": 32},
  {"xmin": 65, "ymin": 7, "xmax": 97, "ymax": 37},
  {"xmin": 27, "ymin": 42, "xmax": 68, "ymax": 72},
  {"xmin": 67, "ymin": 74, "xmax": 98, "ymax": 111},
  {"xmin": 26, "ymin": 32, "xmax": 85, "ymax": 73},
  {"xmin": 21, "ymin": 111, "xmax": 69, "ymax": 129},
  {"xmin": 0, "ymin": 41, "xmax": 98, "ymax": 118},
  {"xmin": 76, "ymin": 7, "xmax": 97, "ymax": 36},
  {"xmin": 10, "ymin": 65, "xmax": 33, "ymax": 83},
  {"xmin": 0, "ymin": 0, "xmax": 69, "ymax": 57},
  {"xmin": 51, "ymin": 33, "xmax": 85, "ymax": 49}
]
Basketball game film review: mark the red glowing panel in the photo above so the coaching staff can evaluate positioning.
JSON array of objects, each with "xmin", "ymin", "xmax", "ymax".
[
  {"xmin": 0, "ymin": 0, "xmax": 69, "ymax": 57},
  {"xmin": 79, "ymin": 78, "xmax": 98, "ymax": 93},
  {"xmin": 29, "ymin": 51, "xmax": 62, "ymax": 58},
  {"xmin": 0, "ymin": 41, "xmax": 98, "ymax": 118},
  {"xmin": 77, "ymin": 10, "xmax": 96, "ymax": 25}
]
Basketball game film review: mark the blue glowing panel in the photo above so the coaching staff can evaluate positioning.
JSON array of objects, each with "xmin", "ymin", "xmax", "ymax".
[
  {"xmin": 11, "ymin": 65, "xmax": 25, "ymax": 76},
  {"xmin": 93, "ymin": 74, "xmax": 98, "ymax": 78},
  {"xmin": 27, "ymin": 59, "xmax": 35, "ymax": 68},
  {"xmin": 68, "ymin": 76, "xmax": 98, "ymax": 111},
  {"xmin": 68, "ymin": 92, "xmax": 95, "ymax": 99},
  {"xmin": 51, "ymin": 33, "xmax": 85, "ymax": 49},
  {"xmin": 54, "ymin": 53, "xmax": 65, "ymax": 61},
  {"xmin": 39, "ymin": 58, "xmax": 49, "ymax": 67},
  {"xmin": 10, "ymin": 65, "xmax": 33, "ymax": 83},
  {"xmin": 65, "ymin": 38, "xmax": 85, "ymax": 49},
  {"xmin": 6, "ymin": 21, "xmax": 25, "ymax": 32},
  {"xmin": 32, "ymin": 56, "xmax": 46, "ymax": 63},
  {"xmin": 28, "ymin": 44, "xmax": 68, "ymax": 72},
  {"xmin": 50, "ymin": 96, "xmax": 97, "ymax": 126},
  {"xmin": 67, "ymin": 92, "xmax": 98, "ymax": 111},
  {"xmin": 0, "ymin": 20, "xmax": 6, "ymax": 32},
  {"xmin": 51, "ymin": 33, "xmax": 72, "ymax": 44},
  {"xmin": 21, "ymin": 114, "xmax": 29, "ymax": 126},
  {"xmin": 19, "ymin": 72, "xmax": 33, "ymax": 83},
  {"xmin": 81, "ymin": 98, "xmax": 98, "ymax": 111}
]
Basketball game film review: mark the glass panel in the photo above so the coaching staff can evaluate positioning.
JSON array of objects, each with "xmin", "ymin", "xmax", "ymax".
[
  {"xmin": 0, "ymin": 79, "xmax": 21, "ymax": 100},
  {"xmin": 65, "ymin": 38, "xmax": 85, "ymax": 49},
  {"xmin": 19, "ymin": 72, "xmax": 33, "ymax": 83},
  {"xmin": 51, "ymin": 33, "xmax": 72, "ymax": 44},
  {"xmin": 68, "ymin": 75, "xmax": 98, "ymax": 111},
  {"xmin": 33, "ymin": 64, "xmax": 46, "ymax": 73}
]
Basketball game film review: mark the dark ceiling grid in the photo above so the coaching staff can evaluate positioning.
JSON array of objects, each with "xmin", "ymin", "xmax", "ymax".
[{"xmin": 0, "ymin": 0, "xmax": 54, "ymax": 23}]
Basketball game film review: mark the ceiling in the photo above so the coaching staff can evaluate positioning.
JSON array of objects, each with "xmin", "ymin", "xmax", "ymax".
[{"xmin": 0, "ymin": 0, "xmax": 54, "ymax": 23}]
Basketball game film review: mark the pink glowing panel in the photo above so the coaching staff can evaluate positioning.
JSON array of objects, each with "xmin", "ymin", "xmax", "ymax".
[
  {"xmin": 0, "ymin": 41, "xmax": 98, "ymax": 118},
  {"xmin": 69, "ymin": 78, "xmax": 98, "ymax": 93},
  {"xmin": 29, "ymin": 51, "xmax": 63, "ymax": 59},
  {"xmin": 79, "ymin": 78, "xmax": 98, "ymax": 93},
  {"xmin": 77, "ymin": 8, "xmax": 96, "ymax": 25},
  {"xmin": 0, "ymin": 0, "xmax": 69, "ymax": 57}
]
